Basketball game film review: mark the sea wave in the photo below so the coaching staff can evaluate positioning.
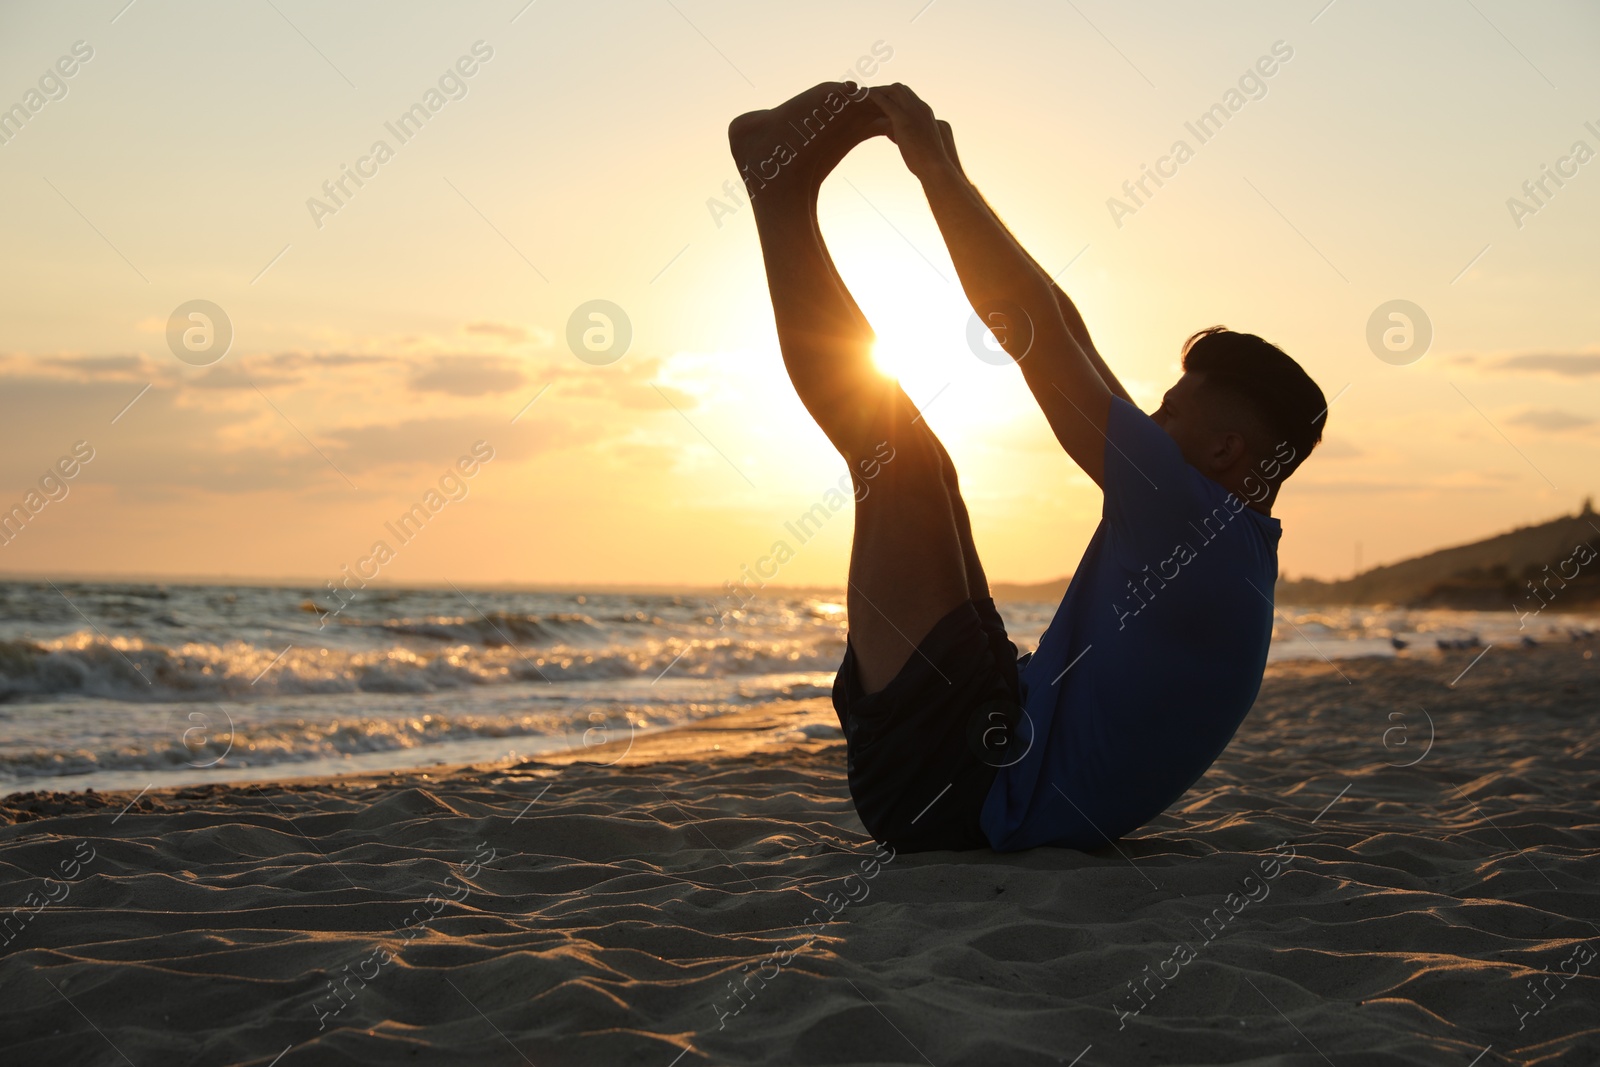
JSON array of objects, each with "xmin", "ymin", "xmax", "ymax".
[
  {"xmin": 0, "ymin": 629, "xmax": 847, "ymax": 703},
  {"xmin": 0, "ymin": 705, "xmax": 659, "ymax": 779},
  {"xmin": 373, "ymin": 610, "xmax": 609, "ymax": 647}
]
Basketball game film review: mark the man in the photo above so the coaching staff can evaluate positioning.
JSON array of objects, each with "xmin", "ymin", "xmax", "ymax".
[{"xmin": 730, "ymin": 82, "xmax": 1326, "ymax": 852}]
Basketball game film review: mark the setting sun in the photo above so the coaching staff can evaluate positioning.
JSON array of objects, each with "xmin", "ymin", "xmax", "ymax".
[{"xmin": 870, "ymin": 336, "xmax": 913, "ymax": 379}]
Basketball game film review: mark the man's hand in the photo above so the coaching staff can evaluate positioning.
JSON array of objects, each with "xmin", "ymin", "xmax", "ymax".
[{"xmin": 871, "ymin": 84, "xmax": 956, "ymax": 183}]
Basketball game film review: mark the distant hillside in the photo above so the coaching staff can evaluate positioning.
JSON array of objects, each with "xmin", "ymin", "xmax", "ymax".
[{"xmin": 1277, "ymin": 501, "xmax": 1600, "ymax": 611}]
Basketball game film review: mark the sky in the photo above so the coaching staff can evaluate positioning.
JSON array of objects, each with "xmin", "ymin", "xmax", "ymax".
[{"xmin": 1, "ymin": 0, "xmax": 1597, "ymax": 589}]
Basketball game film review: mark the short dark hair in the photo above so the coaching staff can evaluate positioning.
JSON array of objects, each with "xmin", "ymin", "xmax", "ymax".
[{"xmin": 1181, "ymin": 326, "xmax": 1326, "ymax": 477}]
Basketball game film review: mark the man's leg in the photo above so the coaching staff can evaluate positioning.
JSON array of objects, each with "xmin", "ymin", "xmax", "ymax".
[{"xmin": 731, "ymin": 83, "xmax": 984, "ymax": 693}]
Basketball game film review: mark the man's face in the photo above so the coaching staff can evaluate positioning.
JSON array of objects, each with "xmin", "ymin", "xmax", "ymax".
[{"xmin": 1151, "ymin": 371, "xmax": 1220, "ymax": 471}]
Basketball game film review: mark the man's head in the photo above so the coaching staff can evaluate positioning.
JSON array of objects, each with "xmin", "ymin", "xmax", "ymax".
[{"xmin": 1152, "ymin": 327, "xmax": 1326, "ymax": 508}]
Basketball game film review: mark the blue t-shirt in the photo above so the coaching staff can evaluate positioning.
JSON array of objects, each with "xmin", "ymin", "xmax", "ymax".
[{"xmin": 981, "ymin": 397, "xmax": 1281, "ymax": 851}]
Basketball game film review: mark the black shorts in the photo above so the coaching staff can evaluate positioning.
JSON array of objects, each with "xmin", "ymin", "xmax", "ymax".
[{"xmin": 832, "ymin": 597, "xmax": 1023, "ymax": 852}]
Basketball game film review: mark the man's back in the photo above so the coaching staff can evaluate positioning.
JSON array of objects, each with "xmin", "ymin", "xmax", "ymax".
[{"xmin": 983, "ymin": 398, "xmax": 1281, "ymax": 851}]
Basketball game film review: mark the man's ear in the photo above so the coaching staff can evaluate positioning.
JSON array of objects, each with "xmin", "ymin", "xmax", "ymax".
[{"xmin": 1210, "ymin": 430, "xmax": 1248, "ymax": 472}]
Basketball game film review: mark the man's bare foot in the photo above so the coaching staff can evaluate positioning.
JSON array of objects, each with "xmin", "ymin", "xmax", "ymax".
[{"xmin": 728, "ymin": 81, "xmax": 889, "ymax": 203}]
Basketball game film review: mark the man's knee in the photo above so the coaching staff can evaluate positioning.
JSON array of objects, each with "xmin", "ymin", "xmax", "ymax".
[
  {"xmin": 814, "ymin": 382, "xmax": 918, "ymax": 460},
  {"xmin": 851, "ymin": 427, "xmax": 947, "ymax": 509}
]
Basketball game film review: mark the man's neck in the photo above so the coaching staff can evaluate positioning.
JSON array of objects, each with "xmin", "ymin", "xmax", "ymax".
[{"xmin": 1215, "ymin": 471, "xmax": 1276, "ymax": 517}]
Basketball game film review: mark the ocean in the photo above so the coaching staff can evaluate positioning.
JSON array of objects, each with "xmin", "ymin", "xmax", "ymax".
[{"xmin": 0, "ymin": 580, "xmax": 1591, "ymax": 796}]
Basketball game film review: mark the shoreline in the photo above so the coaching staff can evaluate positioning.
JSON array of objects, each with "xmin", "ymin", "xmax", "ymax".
[
  {"xmin": 0, "ymin": 695, "xmax": 846, "ymax": 812},
  {"xmin": 3, "ymin": 637, "xmax": 1589, "ymax": 814},
  {"xmin": 4, "ymin": 637, "xmax": 1595, "ymax": 809}
]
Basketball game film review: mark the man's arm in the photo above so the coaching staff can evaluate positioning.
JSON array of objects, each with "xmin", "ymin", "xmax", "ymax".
[
  {"xmin": 875, "ymin": 85, "xmax": 1114, "ymax": 484},
  {"xmin": 1051, "ymin": 282, "xmax": 1136, "ymax": 407},
  {"xmin": 935, "ymin": 121, "xmax": 1135, "ymax": 407}
]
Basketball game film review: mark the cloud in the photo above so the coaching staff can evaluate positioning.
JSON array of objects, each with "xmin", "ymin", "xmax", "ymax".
[
  {"xmin": 326, "ymin": 415, "xmax": 586, "ymax": 471},
  {"xmin": 1294, "ymin": 468, "xmax": 1517, "ymax": 493},
  {"xmin": 463, "ymin": 322, "xmax": 528, "ymax": 342},
  {"xmin": 0, "ymin": 347, "xmax": 695, "ymax": 497},
  {"xmin": 187, "ymin": 350, "xmax": 540, "ymax": 397},
  {"xmin": 185, "ymin": 351, "xmax": 403, "ymax": 391},
  {"xmin": 273, "ymin": 351, "xmax": 398, "ymax": 370},
  {"xmin": 59, "ymin": 354, "xmax": 149, "ymax": 376},
  {"xmin": 409, "ymin": 356, "xmax": 526, "ymax": 397},
  {"xmin": 191, "ymin": 358, "xmax": 302, "ymax": 391},
  {"xmin": 1292, "ymin": 480, "xmax": 1434, "ymax": 494},
  {"xmin": 1312, "ymin": 438, "xmax": 1363, "ymax": 459},
  {"xmin": 460, "ymin": 322, "xmax": 555, "ymax": 350},
  {"xmin": 1506, "ymin": 408, "xmax": 1596, "ymax": 432},
  {"xmin": 573, "ymin": 378, "xmax": 695, "ymax": 411},
  {"xmin": 546, "ymin": 356, "xmax": 699, "ymax": 411},
  {"xmin": 1487, "ymin": 351, "xmax": 1600, "ymax": 377},
  {"xmin": 0, "ymin": 378, "xmax": 338, "ymax": 495},
  {"xmin": 0, "ymin": 352, "xmax": 164, "ymax": 383}
]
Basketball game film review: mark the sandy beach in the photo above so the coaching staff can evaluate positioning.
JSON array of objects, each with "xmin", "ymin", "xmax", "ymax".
[{"xmin": 2, "ymin": 641, "xmax": 1596, "ymax": 1066}]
